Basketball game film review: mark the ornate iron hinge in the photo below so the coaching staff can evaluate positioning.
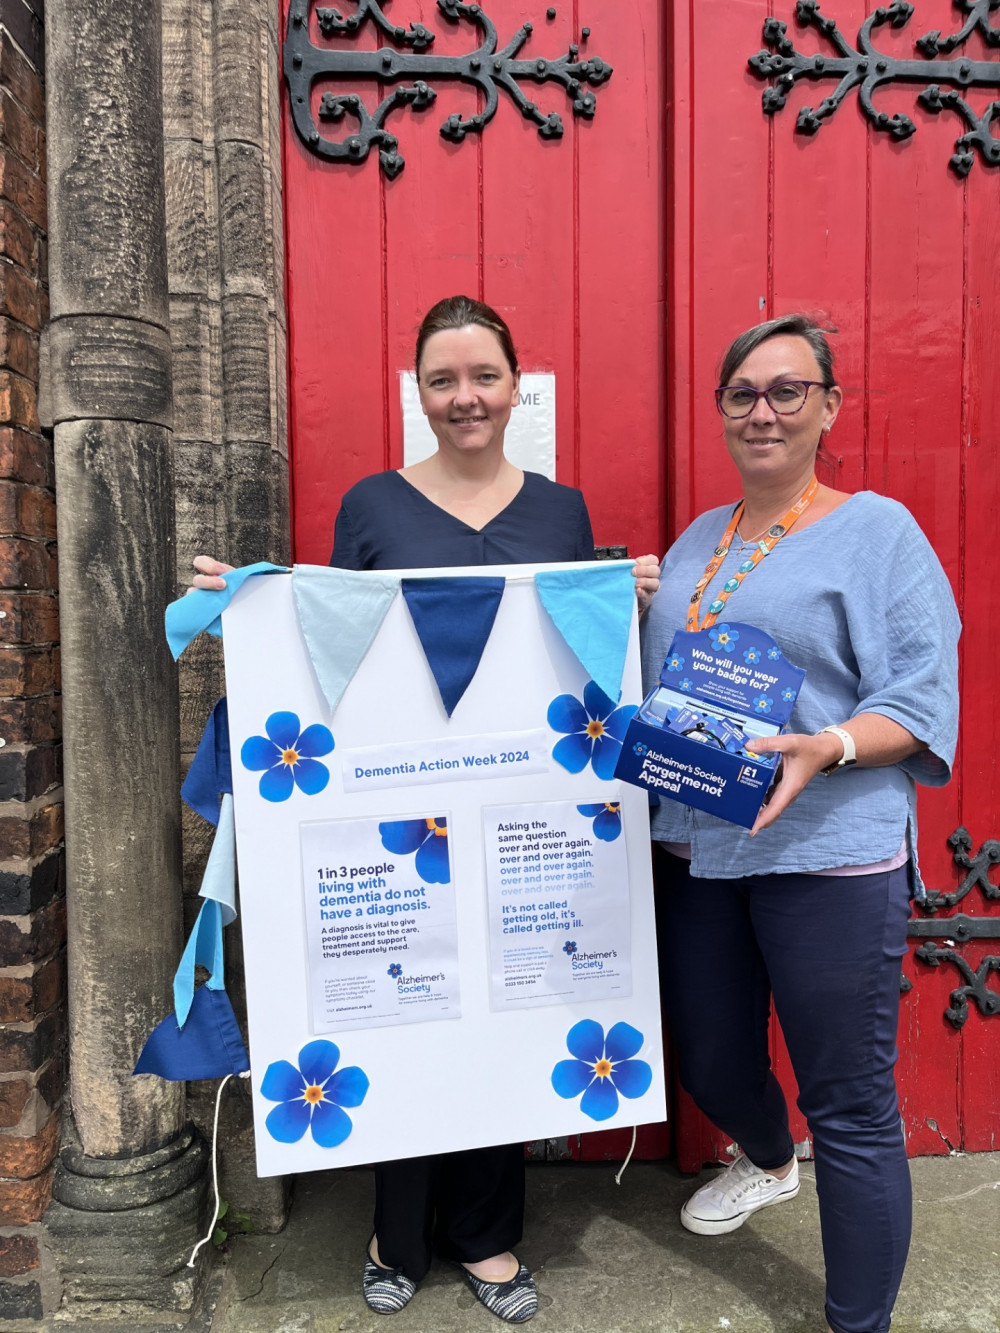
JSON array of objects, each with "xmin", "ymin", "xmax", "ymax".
[
  {"xmin": 905, "ymin": 827, "xmax": 1000, "ymax": 1027},
  {"xmin": 749, "ymin": 0, "xmax": 1000, "ymax": 176},
  {"xmin": 284, "ymin": 0, "xmax": 612, "ymax": 178}
]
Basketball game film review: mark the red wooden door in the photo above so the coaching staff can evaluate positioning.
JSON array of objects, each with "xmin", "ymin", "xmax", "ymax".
[
  {"xmin": 668, "ymin": 0, "xmax": 1000, "ymax": 1170},
  {"xmin": 281, "ymin": 0, "xmax": 668, "ymax": 1158}
]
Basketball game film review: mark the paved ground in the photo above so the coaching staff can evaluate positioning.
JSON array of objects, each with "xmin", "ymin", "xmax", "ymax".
[{"xmin": 201, "ymin": 1153, "xmax": 1000, "ymax": 1333}]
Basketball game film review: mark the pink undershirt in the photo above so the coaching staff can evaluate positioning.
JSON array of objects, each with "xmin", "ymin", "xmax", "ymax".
[{"xmin": 658, "ymin": 839, "xmax": 909, "ymax": 876}]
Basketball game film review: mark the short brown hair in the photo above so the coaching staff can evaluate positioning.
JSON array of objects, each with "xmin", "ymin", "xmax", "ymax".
[
  {"xmin": 415, "ymin": 295, "xmax": 519, "ymax": 379},
  {"xmin": 718, "ymin": 313, "xmax": 837, "ymax": 389}
]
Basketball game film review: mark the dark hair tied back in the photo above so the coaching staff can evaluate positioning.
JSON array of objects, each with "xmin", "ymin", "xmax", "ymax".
[
  {"xmin": 415, "ymin": 295, "xmax": 519, "ymax": 380},
  {"xmin": 718, "ymin": 313, "xmax": 837, "ymax": 389}
]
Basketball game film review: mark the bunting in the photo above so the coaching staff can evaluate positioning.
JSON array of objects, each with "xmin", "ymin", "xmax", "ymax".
[
  {"xmin": 401, "ymin": 577, "xmax": 506, "ymax": 717},
  {"xmin": 534, "ymin": 564, "xmax": 635, "ymax": 703},
  {"xmin": 292, "ymin": 565, "xmax": 400, "ymax": 716},
  {"xmin": 164, "ymin": 561, "xmax": 288, "ymax": 660}
]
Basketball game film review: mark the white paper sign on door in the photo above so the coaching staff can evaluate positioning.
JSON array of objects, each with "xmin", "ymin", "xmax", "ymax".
[
  {"xmin": 483, "ymin": 797, "xmax": 631, "ymax": 1009},
  {"xmin": 300, "ymin": 814, "xmax": 460, "ymax": 1033}
]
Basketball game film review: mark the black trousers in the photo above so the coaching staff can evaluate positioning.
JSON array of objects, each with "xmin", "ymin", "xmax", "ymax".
[{"xmin": 374, "ymin": 1143, "xmax": 525, "ymax": 1281}]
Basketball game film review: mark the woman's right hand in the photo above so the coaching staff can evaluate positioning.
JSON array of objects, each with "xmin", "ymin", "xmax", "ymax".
[{"xmin": 188, "ymin": 555, "xmax": 235, "ymax": 593}]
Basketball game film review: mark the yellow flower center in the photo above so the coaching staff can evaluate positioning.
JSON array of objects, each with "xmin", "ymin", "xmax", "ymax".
[
  {"xmin": 425, "ymin": 818, "xmax": 448, "ymax": 837},
  {"xmin": 586, "ymin": 719, "xmax": 605, "ymax": 739},
  {"xmin": 717, "ymin": 633, "xmax": 730, "ymax": 646},
  {"xmin": 604, "ymin": 803, "xmax": 620, "ymax": 814},
  {"xmin": 594, "ymin": 1058, "xmax": 612, "ymax": 1079},
  {"xmin": 303, "ymin": 1084, "xmax": 324, "ymax": 1105},
  {"xmin": 281, "ymin": 748, "xmax": 299, "ymax": 766}
]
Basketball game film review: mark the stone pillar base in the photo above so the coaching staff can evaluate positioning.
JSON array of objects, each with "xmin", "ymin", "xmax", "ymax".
[{"xmin": 45, "ymin": 1123, "xmax": 209, "ymax": 1314}]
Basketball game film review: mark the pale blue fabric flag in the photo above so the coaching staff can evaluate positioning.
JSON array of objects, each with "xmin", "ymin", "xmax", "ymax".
[
  {"xmin": 292, "ymin": 565, "xmax": 400, "ymax": 716},
  {"xmin": 199, "ymin": 794, "xmax": 237, "ymax": 927},
  {"xmin": 164, "ymin": 562, "xmax": 288, "ymax": 660},
  {"xmin": 535, "ymin": 563, "xmax": 636, "ymax": 703},
  {"xmin": 173, "ymin": 899, "xmax": 226, "ymax": 1028}
]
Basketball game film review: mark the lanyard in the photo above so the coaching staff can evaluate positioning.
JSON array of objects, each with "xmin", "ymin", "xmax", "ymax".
[{"xmin": 685, "ymin": 476, "xmax": 819, "ymax": 632}]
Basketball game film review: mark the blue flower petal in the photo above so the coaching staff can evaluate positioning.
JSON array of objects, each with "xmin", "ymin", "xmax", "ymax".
[
  {"xmin": 591, "ymin": 734, "xmax": 623, "ymax": 781},
  {"xmin": 577, "ymin": 803, "xmax": 605, "ymax": 817},
  {"xmin": 327, "ymin": 1065, "xmax": 370, "ymax": 1109},
  {"xmin": 259, "ymin": 764, "xmax": 295, "ymax": 802},
  {"xmin": 612, "ymin": 1058, "xmax": 653, "ymax": 1100},
  {"xmin": 260, "ymin": 1060, "xmax": 305, "ymax": 1103},
  {"xmin": 415, "ymin": 831, "xmax": 450, "ymax": 884},
  {"xmin": 593, "ymin": 808, "xmax": 622, "ymax": 841},
  {"xmin": 241, "ymin": 735, "xmax": 279, "ymax": 771},
  {"xmin": 298, "ymin": 1039, "xmax": 340, "ymax": 1087},
  {"xmin": 583, "ymin": 680, "xmax": 617, "ymax": 722},
  {"xmin": 379, "ymin": 819, "xmax": 431, "ymax": 854},
  {"xmin": 296, "ymin": 724, "xmax": 335, "ymax": 758},
  {"xmin": 566, "ymin": 1018, "xmax": 605, "ymax": 1063},
  {"xmin": 603, "ymin": 704, "xmax": 638, "ymax": 743},
  {"xmin": 547, "ymin": 693, "xmax": 589, "ymax": 735},
  {"xmin": 265, "ymin": 1098, "xmax": 310, "ymax": 1143},
  {"xmin": 580, "ymin": 1077, "xmax": 620, "ymax": 1121},
  {"xmin": 551, "ymin": 1059, "xmax": 594, "ymax": 1099},
  {"xmin": 265, "ymin": 711, "xmax": 302, "ymax": 749},
  {"xmin": 553, "ymin": 732, "xmax": 593, "ymax": 774},
  {"xmin": 293, "ymin": 756, "xmax": 330, "ymax": 796},
  {"xmin": 604, "ymin": 1021, "xmax": 644, "ymax": 1063},
  {"xmin": 310, "ymin": 1100, "xmax": 353, "ymax": 1148}
]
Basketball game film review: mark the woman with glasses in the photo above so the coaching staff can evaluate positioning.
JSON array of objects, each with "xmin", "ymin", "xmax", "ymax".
[{"xmin": 641, "ymin": 314, "xmax": 959, "ymax": 1333}]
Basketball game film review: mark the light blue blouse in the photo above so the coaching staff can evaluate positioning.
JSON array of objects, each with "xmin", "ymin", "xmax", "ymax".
[{"xmin": 640, "ymin": 492, "xmax": 961, "ymax": 891}]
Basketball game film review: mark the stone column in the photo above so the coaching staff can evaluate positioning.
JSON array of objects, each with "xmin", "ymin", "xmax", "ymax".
[{"xmin": 41, "ymin": 0, "xmax": 207, "ymax": 1312}]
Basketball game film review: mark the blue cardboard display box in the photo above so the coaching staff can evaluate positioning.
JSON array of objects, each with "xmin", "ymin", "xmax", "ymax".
[{"xmin": 614, "ymin": 622, "xmax": 806, "ymax": 829}]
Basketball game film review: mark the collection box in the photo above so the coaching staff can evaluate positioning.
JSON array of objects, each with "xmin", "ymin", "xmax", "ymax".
[{"xmin": 615, "ymin": 622, "xmax": 806, "ymax": 829}]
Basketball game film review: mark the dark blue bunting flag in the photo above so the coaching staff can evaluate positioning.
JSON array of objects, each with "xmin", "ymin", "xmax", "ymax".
[{"xmin": 401, "ymin": 577, "xmax": 506, "ymax": 717}]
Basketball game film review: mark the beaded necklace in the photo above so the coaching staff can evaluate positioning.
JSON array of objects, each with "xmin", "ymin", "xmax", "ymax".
[{"xmin": 685, "ymin": 475, "xmax": 819, "ymax": 632}]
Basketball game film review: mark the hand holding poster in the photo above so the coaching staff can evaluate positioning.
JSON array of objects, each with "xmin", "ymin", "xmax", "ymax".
[{"xmin": 221, "ymin": 560, "xmax": 665, "ymax": 1175}]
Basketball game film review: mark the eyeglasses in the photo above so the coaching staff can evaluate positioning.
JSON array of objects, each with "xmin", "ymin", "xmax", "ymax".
[{"xmin": 714, "ymin": 380, "xmax": 827, "ymax": 419}]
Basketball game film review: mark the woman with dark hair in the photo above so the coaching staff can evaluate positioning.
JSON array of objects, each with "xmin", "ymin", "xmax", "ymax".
[
  {"xmin": 194, "ymin": 294, "xmax": 659, "ymax": 1323},
  {"xmin": 641, "ymin": 313, "xmax": 959, "ymax": 1333}
]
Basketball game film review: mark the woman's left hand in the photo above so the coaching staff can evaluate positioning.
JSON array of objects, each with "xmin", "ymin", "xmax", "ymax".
[
  {"xmin": 746, "ymin": 731, "xmax": 843, "ymax": 834},
  {"xmin": 632, "ymin": 554, "xmax": 660, "ymax": 615}
]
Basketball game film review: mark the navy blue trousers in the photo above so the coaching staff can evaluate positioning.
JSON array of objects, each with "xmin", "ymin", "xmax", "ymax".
[{"xmin": 655, "ymin": 849, "xmax": 913, "ymax": 1333}]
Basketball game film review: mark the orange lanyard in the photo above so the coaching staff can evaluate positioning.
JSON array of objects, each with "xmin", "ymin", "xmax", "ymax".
[{"xmin": 686, "ymin": 476, "xmax": 819, "ymax": 632}]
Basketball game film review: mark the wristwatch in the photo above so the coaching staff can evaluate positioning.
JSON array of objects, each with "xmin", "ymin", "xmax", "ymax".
[{"xmin": 817, "ymin": 724, "xmax": 857, "ymax": 775}]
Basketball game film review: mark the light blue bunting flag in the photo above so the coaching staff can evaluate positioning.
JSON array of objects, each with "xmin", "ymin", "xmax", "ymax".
[
  {"xmin": 292, "ymin": 565, "xmax": 400, "ymax": 716},
  {"xmin": 535, "ymin": 563, "xmax": 635, "ymax": 703},
  {"xmin": 164, "ymin": 562, "xmax": 288, "ymax": 660},
  {"xmin": 400, "ymin": 577, "xmax": 506, "ymax": 717}
]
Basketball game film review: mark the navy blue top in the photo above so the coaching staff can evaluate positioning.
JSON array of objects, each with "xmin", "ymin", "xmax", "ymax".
[{"xmin": 329, "ymin": 469, "xmax": 595, "ymax": 571}]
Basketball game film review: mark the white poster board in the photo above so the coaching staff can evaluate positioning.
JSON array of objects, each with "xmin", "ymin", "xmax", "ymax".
[{"xmin": 223, "ymin": 563, "xmax": 664, "ymax": 1176}]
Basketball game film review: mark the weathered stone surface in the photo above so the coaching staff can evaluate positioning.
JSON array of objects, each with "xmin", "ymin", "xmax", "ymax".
[
  {"xmin": 45, "ymin": 2, "xmax": 169, "ymax": 323},
  {"xmin": 217, "ymin": 141, "xmax": 270, "ymax": 300},
  {"xmin": 54, "ymin": 415, "xmax": 184, "ymax": 1156},
  {"xmin": 212, "ymin": 0, "xmax": 263, "ymax": 147},
  {"xmin": 220, "ymin": 296, "xmax": 271, "ymax": 445},
  {"xmin": 53, "ymin": 1124, "xmax": 208, "ymax": 1212},
  {"xmin": 169, "ymin": 297, "xmax": 220, "ymax": 444},
  {"xmin": 163, "ymin": 138, "xmax": 212, "ymax": 298},
  {"xmin": 46, "ymin": 315, "xmax": 173, "ymax": 428}
]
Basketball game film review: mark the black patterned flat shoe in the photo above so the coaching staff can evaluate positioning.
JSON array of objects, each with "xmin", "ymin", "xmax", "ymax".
[
  {"xmin": 461, "ymin": 1262, "xmax": 538, "ymax": 1324},
  {"xmin": 362, "ymin": 1246, "xmax": 416, "ymax": 1315}
]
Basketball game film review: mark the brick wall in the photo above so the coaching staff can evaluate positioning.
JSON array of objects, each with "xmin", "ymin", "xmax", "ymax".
[{"xmin": 0, "ymin": 1, "xmax": 61, "ymax": 1320}]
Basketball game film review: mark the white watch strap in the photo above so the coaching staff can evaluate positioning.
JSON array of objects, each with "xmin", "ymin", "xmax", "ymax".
[{"xmin": 818, "ymin": 724, "xmax": 856, "ymax": 770}]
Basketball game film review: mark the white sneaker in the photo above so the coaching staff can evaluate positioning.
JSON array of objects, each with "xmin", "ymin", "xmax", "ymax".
[{"xmin": 680, "ymin": 1153, "xmax": 800, "ymax": 1235}]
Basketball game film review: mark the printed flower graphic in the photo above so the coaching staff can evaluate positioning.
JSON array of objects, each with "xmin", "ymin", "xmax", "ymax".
[
  {"xmin": 547, "ymin": 681, "xmax": 638, "ymax": 780},
  {"xmin": 577, "ymin": 801, "xmax": 623, "ymax": 842},
  {"xmin": 665, "ymin": 652, "xmax": 685, "ymax": 672},
  {"xmin": 379, "ymin": 817, "xmax": 450, "ymax": 884},
  {"xmin": 754, "ymin": 695, "xmax": 774, "ymax": 714},
  {"xmin": 387, "ymin": 963, "xmax": 403, "ymax": 978},
  {"xmin": 767, "ymin": 646, "xmax": 782, "ymax": 661},
  {"xmin": 680, "ymin": 677, "xmax": 694, "ymax": 692},
  {"xmin": 241, "ymin": 711, "xmax": 334, "ymax": 802},
  {"xmin": 563, "ymin": 940, "xmax": 578, "ymax": 956},
  {"xmin": 708, "ymin": 623, "xmax": 740, "ymax": 653},
  {"xmin": 260, "ymin": 1039, "xmax": 368, "ymax": 1148},
  {"xmin": 743, "ymin": 646, "xmax": 762, "ymax": 665},
  {"xmin": 632, "ymin": 741, "xmax": 648, "ymax": 757},
  {"xmin": 551, "ymin": 1019, "xmax": 653, "ymax": 1122},
  {"xmin": 781, "ymin": 687, "xmax": 797, "ymax": 703}
]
